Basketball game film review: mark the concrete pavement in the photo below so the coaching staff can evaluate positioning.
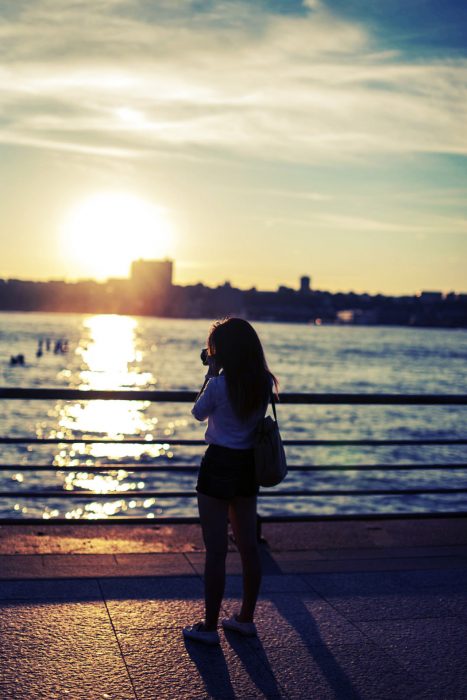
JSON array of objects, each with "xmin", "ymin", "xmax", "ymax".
[{"xmin": 0, "ymin": 518, "xmax": 466, "ymax": 699}]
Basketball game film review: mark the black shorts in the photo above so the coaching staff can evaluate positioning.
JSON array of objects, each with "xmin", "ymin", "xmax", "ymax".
[{"xmin": 196, "ymin": 444, "xmax": 259, "ymax": 500}]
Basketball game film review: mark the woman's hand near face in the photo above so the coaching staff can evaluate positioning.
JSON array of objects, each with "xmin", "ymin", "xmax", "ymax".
[{"xmin": 206, "ymin": 354, "xmax": 220, "ymax": 377}]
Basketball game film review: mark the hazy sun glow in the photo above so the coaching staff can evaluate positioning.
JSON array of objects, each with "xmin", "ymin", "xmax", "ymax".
[{"xmin": 62, "ymin": 192, "xmax": 173, "ymax": 279}]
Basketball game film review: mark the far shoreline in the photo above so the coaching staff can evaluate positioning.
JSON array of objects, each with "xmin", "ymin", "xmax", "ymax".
[{"xmin": 0, "ymin": 308, "xmax": 466, "ymax": 332}]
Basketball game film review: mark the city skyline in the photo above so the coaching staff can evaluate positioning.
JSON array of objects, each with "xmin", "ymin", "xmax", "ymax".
[
  {"xmin": 2, "ymin": 256, "xmax": 466, "ymax": 327},
  {"xmin": 1, "ymin": 255, "xmax": 464, "ymax": 298},
  {"xmin": 1, "ymin": 1, "xmax": 466, "ymax": 295}
]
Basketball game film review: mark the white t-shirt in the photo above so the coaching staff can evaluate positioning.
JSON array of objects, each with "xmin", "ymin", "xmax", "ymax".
[{"xmin": 191, "ymin": 374, "xmax": 265, "ymax": 449}]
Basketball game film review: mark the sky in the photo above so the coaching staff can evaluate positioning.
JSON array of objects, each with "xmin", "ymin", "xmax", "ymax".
[{"xmin": 0, "ymin": 0, "xmax": 466, "ymax": 295}]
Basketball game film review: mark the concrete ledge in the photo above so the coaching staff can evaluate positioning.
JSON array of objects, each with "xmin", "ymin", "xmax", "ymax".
[
  {"xmin": 1, "ymin": 517, "xmax": 466, "ymax": 580},
  {"xmin": 2, "ymin": 516, "xmax": 467, "ymax": 555}
]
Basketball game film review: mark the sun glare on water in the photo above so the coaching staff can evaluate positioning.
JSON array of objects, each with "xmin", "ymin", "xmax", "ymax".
[
  {"xmin": 62, "ymin": 192, "xmax": 173, "ymax": 279},
  {"xmin": 51, "ymin": 315, "xmax": 165, "ymax": 519}
]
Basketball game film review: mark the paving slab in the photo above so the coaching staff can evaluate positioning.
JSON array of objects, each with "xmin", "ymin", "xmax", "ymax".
[
  {"xmin": 120, "ymin": 628, "xmax": 284, "ymax": 700},
  {"xmin": 186, "ymin": 549, "xmax": 286, "ymax": 576},
  {"xmin": 355, "ymin": 617, "xmax": 467, "ymax": 698},
  {"xmin": 40, "ymin": 553, "xmax": 120, "ymax": 579},
  {"xmin": 0, "ymin": 599, "xmax": 110, "ymax": 634},
  {"xmin": 222, "ymin": 574, "xmax": 311, "ymax": 597},
  {"xmin": 0, "ymin": 553, "xmax": 46, "ymax": 578},
  {"xmin": 263, "ymin": 553, "xmax": 467, "ymax": 574},
  {"xmin": 248, "ymin": 639, "xmax": 424, "ymax": 700},
  {"xmin": 302, "ymin": 571, "xmax": 457, "ymax": 621},
  {"xmin": 42, "ymin": 552, "xmax": 118, "ymax": 567},
  {"xmin": 0, "ymin": 577, "xmax": 101, "ymax": 601},
  {"xmin": 315, "ymin": 544, "xmax": 467, "ymax": 559},
  {"xmin": 395, "ymin": 567, "xmax": 467, "ymax": 592},
  {"xmin": 0, "ymin": 599, "xmax": 136, "ymax": 700},
  {"xmin": 106, "ymin": 597, "xmax": 206, "ymax": 632},
  {"xmin": 99, "ymin": 574, "xmax": 205, "ymax": 600},
  {"xmin": 114, "ymin": 552, "xmax": 196, "ymax": 576},
  {"xmin": 0, "ymin": 552, "xmax": 198, "ymax": 579},
  {"xmin": 222, "ymin": 594, "xmax": 365, "ymax": 648}
]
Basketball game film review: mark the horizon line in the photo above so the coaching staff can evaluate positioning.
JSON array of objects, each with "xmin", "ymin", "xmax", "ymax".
[{"xmin": 1, "ymin": 259, "xmax": 465, "ymax": 300}]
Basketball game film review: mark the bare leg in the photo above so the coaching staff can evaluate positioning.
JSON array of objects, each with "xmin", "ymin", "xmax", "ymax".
[
  {"xmin": 197, "ymin": 493, "xmax": 229, "ymax": 630},
  {"xmin": 228, "ymin": 496, "xmax": 262, "ymax": 623}
]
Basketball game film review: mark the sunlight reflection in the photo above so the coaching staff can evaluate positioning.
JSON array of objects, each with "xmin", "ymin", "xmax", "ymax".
[
  {"xmin": 60, "ymin": 400, "xmax": 152, "ymax": 439},
  {"xmin": 52, "ymin": 314, "xmax": 161, "ymax": 519},
  {"xmin": 76, "ymin": 315, "xmax": 153, "ymax": 390}
]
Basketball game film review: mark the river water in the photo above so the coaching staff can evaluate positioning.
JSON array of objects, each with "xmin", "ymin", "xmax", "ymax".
[{"xmin": 1, "ymin": 311, "xmax": 466, "ymax": 520}]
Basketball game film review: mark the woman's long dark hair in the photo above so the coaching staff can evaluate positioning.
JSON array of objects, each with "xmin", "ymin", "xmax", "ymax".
[{"xmin": 207, "ymin": 317, "xmax": 278, "ymax": 421}]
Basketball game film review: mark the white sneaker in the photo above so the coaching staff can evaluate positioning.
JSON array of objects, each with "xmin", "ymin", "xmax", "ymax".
[
  {"xmin": 183, "ymin": 622, "xmax": 220, "ymax": 646},
  {"xmin": 221, "ymin": 614, "xmax": 257, "ymax": 637}
]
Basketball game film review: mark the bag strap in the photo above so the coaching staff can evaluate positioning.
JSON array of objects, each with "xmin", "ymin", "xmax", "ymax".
[{"xmin": 270, "ymin": 388, "xmax": 279, "ymax": 426}]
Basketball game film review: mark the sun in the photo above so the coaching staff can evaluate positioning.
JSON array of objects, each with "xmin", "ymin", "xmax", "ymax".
[{"xmin": 61, "ymin": 192, "xmax": 173, "ymax": 279}]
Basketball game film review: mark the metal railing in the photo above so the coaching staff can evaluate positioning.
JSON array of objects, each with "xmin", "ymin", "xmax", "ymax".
[{"xmin": 0, "ymin": 388, "xmax": 466, "ymax": 524}]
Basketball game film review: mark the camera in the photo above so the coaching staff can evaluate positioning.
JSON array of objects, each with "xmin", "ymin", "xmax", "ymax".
[{"xmin": 200, "ymin": 348, "xmax": 209, "ymax": 366}]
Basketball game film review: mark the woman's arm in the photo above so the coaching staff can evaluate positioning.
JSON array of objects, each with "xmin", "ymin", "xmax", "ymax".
[
  {"xmin": 192, "ymin": 377, "xmax": 216, "ymax": 421},
  {"xmin": 192, "ymin": 353, "xmax": 219, "ymax": 421}
]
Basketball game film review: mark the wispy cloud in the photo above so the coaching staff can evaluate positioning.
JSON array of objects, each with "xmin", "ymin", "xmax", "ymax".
[
  {"xmin": 0, "ymin": 0, "xmax": 466, "ymax": 163},
  {"xmin": 251, "ymin": 210, "xmax": 467, "ymax": 235},
  {"xmin": 317, "ymin": 213, "xmax": 467, "ymax": 235}
]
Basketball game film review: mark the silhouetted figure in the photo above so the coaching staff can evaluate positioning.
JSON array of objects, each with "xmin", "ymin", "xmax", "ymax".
[
  {"xmin": 36, "ymin": 339, "xmax": 43, "ymax": 358},
  {"xmin": 54, "ymin": 340, "xmax": 62, "ymax": 354},
  {"xmin": 10, "ymin": 354, "xmax": 25, "ymax": 366},
  {"xmin": 183, "ymin": 318, "xmax": 278, "ymax": 646}
]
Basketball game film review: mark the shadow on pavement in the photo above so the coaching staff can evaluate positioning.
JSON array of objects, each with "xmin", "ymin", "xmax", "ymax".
[
  {"xmin": 251, "ymin": 548, "xmax": 361, "ymax": 699},
  {"xmin": 184, "ymin": 639, "xmax": 237, "ymax": 700},
  {"xmin": 223, "ymin": 629, "xmax": 285, "ymax": 699}
]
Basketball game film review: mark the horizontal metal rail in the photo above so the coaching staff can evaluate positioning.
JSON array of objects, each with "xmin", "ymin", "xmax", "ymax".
[
  {"xmin": 3, "ymin": 487, "xmax": 467, "ymax": 498},
  {"xmin": 0, "ymin": 512, "xmax": 466, "ymax": 525},
  {"xmin": 1, "ymin": 438, "xmax": 466, "ymax": 446},
  {"xmin": 1, "ymin": 388, "xmax": 467, "ymax": 404},
  {"xmin": 1, "ymin": 463, "xmax": 466, "ymax": 472},
  {"xmin": 0, "ymin": 388, "xmax": 465, "ymax": 524}
]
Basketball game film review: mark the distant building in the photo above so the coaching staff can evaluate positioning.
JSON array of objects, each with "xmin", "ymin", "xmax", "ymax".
[
  {"xmin": 300, "ymin": 276, "xmax": 311, "ymax": 294},
  {"xmin": 131, "ymin": 259, "xmax": 173, "ymax": 290},
  {"xmin": 418, "ymin": 291, "xmax": 443, "ymax": 303},
  {"xmin": 130, "ymin": 259, "xmax": 173, "ymax": 315}
]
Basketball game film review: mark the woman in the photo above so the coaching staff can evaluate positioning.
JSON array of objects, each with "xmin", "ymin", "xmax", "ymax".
[{"xmin": 183, "ymin": 317, "xmax": 278, "ymax": 645}]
